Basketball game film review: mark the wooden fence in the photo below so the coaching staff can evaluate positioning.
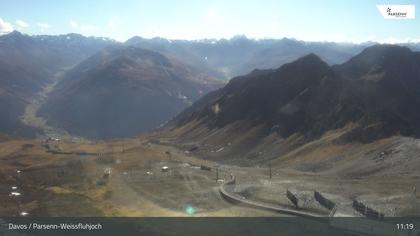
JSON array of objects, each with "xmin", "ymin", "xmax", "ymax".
[{"xmin": 352, "ymin": 200, "xmax": 384, "ymax": 220}]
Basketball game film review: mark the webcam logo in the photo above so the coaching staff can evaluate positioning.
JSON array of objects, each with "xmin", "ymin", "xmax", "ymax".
[{"xmin": 377, "ymin": 5, "xmax": 415, "ymax": 19}]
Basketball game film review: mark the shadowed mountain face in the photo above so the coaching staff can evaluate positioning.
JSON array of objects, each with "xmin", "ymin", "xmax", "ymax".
[
  {"xmin": 0, "ymin": 31, "xmax": 116, "ymax": 136},
  {"xmin": 40, "ymin": 46, "xmax": 224, "ymax": 139},
  {"xmin": 164, "ymin": 45, "xmax": 420, "ymax": 163},
  {"xmin": 333, "ymin": 45, "xmax": 420, "ymax": 139}
]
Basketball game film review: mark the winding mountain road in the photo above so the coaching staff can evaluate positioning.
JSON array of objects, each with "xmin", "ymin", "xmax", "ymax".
[{"xmin": 219, "ymin": 174, "xmax": 324, "ymax": 217}]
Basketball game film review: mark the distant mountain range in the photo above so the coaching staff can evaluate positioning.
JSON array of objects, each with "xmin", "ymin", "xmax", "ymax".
[
  {"xmin": 1, "ymin": 31, "xmax": 420, "ymax": 139},
  {"xmin": 125, "ymin": 35, "xmax": 373, "ymax": 78},
  {"xmin": 124, "ymin": 36, "xmax": 420, "ymax": 79},
  {"xmin": 162, "ymin": 44, "xmax": 420, "ymax": 164}
]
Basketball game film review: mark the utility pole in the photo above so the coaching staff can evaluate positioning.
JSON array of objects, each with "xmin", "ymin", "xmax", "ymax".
[
  {"xmin": 269, "ymin": 163, "xmax": 272, "ymax": 179},
  {"xmin": 165, "ymin": 151, "xmax": 171, "ymax": 160},
  {"xmin": 215, "ymin": 165, "xmax": 219, "ymax": 183}
]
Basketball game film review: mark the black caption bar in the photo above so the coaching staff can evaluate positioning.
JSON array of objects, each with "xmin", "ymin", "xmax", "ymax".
[{"xmin": 0, "ymin": 217, "xmax": 419, "ymax": 236}]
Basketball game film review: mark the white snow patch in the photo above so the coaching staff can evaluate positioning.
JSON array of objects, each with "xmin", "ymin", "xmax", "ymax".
[
  {"xmin": 20, "ymin": 212, "xmax": 29, "ymax": 216},
  {"xmin": 10, "ymin": 192, "xmax": 21, "ymax": 196},
  {"xmin": 215, "ymin": 147, "xmax": 225, "ymax": 153}
]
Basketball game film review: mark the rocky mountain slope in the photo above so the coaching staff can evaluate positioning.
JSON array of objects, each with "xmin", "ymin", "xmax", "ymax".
[{"xmin": 160, "ymin": 45, "xmax": 420, "ymax": 166}]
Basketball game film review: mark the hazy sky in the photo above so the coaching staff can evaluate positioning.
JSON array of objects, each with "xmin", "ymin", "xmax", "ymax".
[{"xmin": 0, "ymin": 0, "xmax": 419, "ymax": 42}]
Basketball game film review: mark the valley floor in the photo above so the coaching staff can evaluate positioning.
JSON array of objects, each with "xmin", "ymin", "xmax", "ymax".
[{"xmin": 19, "ymin": 67, "xmax": 86, "ymax": 142}]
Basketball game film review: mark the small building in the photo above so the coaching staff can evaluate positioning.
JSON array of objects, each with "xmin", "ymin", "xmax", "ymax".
[
  {"xmin": 161, "ymin": 166, "xmax": 169, "ymax": 172},
  {"xmin": 200, "ymin": 165, "xmax": 211, "ymax": 171},
  {"xmin": 103, "ymin": 168, "xmax": 112, "ymax": 179},
  {"xmin": 45, "ymin": 137, "xmax": 60, "ymax": 142}
]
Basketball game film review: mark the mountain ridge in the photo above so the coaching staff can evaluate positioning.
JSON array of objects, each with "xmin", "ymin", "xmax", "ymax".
[
  {"xmin": 39, "ymin": 46, "xmax": 224, "ymax": 139},
  {"xmin": 159, "ymin": 44, "xmax": 420, "ymax": 165}
]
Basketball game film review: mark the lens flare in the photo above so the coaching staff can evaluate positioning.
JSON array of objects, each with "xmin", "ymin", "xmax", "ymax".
[{"xmin": 185, "ymin": 205, "xmax": 196, "ymax": 215}]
